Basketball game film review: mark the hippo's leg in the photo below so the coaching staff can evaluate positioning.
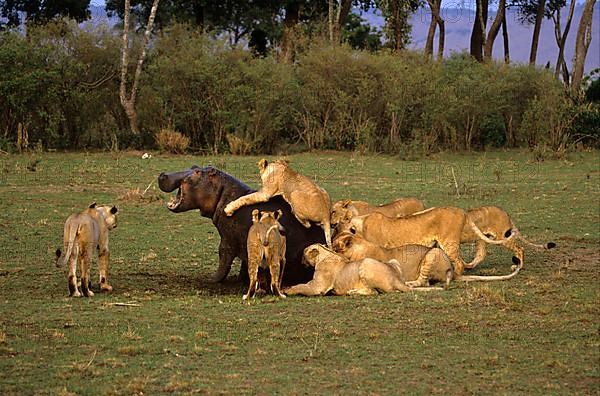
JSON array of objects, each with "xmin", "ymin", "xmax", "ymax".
[
  {"xmin": 238, "ymin": 259, "xmax": 249, "ymax": 283},
  {"xmin": 213, "ymin": 242, "xmax": 236, "ymax": 282}
]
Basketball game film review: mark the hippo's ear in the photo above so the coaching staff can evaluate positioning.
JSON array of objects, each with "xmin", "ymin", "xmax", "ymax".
[
  {"xmin": 251, "ymin": 209, "xmax": 259, "ymax": 223},
  {"xmin": 258, "ymin": 159, "xmax": 268, "ymax": 171},
  {"xmin": 89, "ymin": 202, "xmax": 97, "ymax": 208},
  {"xmin": 275, "ymin": 209, "xmax": 283, "ymax": 220},
  {"xmin": 110, "ymin": 206, "xmax": 118, "ymax": 214},
  {"xmin": 207, "ymin": 167, "xmax": 217, "ymax": 178}
]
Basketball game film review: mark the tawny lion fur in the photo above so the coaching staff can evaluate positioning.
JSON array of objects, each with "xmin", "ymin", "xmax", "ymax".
[
  {"xmin": 55, "ymin": 203, "xmax": 118, "ymax": 297},
  {"xmin": 333, "ymin": 231, "xmax": 523, "ymax": 285},
  {"xmin": 343, "ymin": 207, "xmax": 513, "ymax": 276},
  {"xmin": 332, "ymin": 232, "xmax": 453, "ymax": 288},
  {"xmin": 224, "ymin": 159, "xmax": 332, "ymax": 247},
  {"xmin": 244, "ymin": 209, "xmax": 286, "ymax": 300},
  {"xmin": 284, "ymin": 244, "xmax": 443, "ymax": 296},
  {"xmin": 331, "ymin": 198, "xmax": 425, "ymax": 227},
  {"xmin": 463, "ymin": 206, "xmax": 556, "ymax": 269}
]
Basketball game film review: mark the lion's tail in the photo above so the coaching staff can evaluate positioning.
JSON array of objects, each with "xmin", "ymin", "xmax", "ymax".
[
  {"xmin": 466, "ymin": 218, "xmax": 515, "ymax": 245},
  {"xmin": 56, "ymin": 224, "xmax": 79, "ymax": 268},
  {"xmin": 260, "ymin": 225, "xmax": 279, "ymax": 246},
  {"xmin": 513, "ymin": 228, "xmax": 556, "ymax": 249},
  {"xmin": 456, "ymin": 256, "xmax": 523, "ymax": 282}
]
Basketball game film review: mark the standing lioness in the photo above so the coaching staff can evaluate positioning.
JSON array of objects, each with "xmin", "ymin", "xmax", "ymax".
[{"xmin": 55, "ymin": 203, "xmax": 118, "ymax": 297}]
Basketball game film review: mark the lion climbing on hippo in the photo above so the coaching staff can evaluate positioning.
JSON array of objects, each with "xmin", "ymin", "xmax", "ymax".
[{"xmin": 157, "ymin": 165, "xmax": 324, "ymax": 285}]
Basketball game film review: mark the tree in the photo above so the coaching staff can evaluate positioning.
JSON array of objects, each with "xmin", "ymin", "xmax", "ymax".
[
  {"xmin": 378, "ymin": 0, "xmax": 420, "ymax": 52},
  {"xmin": 424, "ymin": 0, "xmax": 444, "ymax": 59},
  {"xmin": 119, "ymin": 0, "xmax": 160, "ymax": 135},
  {"xmin": 549, "ymin": 0, "xmax": 575, "ymax": 84},
  {"xmin": 470, "ymin": 0, "xmax": 488, "ymax": 61},
  {"xmin": 484, "ymin": 0, "xmax": 506, "ymax": 61},
  {"xmin": 342, "ymin": 12, "xmax": 382, "ymax": 50},
  {"xmin": 529, "ymin": 0, "xmax": 546, "ymax": 64},
  {"xmin": 328, "ymin": 0, "xmax": 352, "ymax": 43},
  {"xmin": 0, "ymin": 0, "xmax": 91, "ymax": 27},
  {"xmin": 571, "ymin": 0, "xmax": 596, "ymax": 91}
]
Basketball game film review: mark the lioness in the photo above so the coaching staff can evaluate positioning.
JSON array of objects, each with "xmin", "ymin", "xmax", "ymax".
[
  {"xmin": 333, "ymin": 232, "xmax": 522, "ymax": 286},
  {"xmin": 284, "ymin": 244, "xmax": 442, "ymax": 296},
  {"xmin": 55, "ymin": 203, "xmax": 118, "ymax": 297},
  {"xmin": 245, "ymin": 209, "xmax": 287, "ymax": 300},
  {"xmin": 345, "ymin": 207, "xmax": 509, "ymax": 276},
  {"xmin": 332, "ymin": 232, "xmax": 453, "ymax": 287},
  {"xmin": 463, "ymin": 206, "xmax": 556, "ymax": 269},
  {"xmin": 331, "ymin": 198, "xmax": 425, "ymax": 227},
  {"xmin": 224, "ymin": 159, "xmax": 332, "ymax": 247}
]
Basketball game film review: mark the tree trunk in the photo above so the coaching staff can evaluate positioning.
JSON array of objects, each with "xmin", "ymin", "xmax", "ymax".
[
  {"xmin": 437, "ymin": 10, "xmax": 445, "ymax": 59},
  {"xmin": 470, "ymin": 0, "xmax": 488, "ymax": 61},
  {"xmin": 425, "ymin": 0, "xmax": 444, "ymax": 58},
  {"xmin": 502, "ymin": 11, "xmax": 510, "ymax": 63},
  {"xmin": 328, "ymin": 0, "xmax": 352, "ymax": 43},
  {"xmin": 119, "ymin": 0, "xmax": 160, "ymax": 135},
  {"xmin": 484, "ymin": 0, "xmax": 505, "ymax": 60},
  {"xmin": 389, "ymin": 0, "xmax": 406, "ymax": 52},
  {"xmin": 281, "ymin": 2, "xmax": 300, "ymax": 63},
  {"xmin": 425, "ymin": 0, "xmax": 437, "ymax": 57},
  {"xmin": 553, "ymin": 0, "xmax": 576, "ymax": 84},
  {"xmin": 572, "ymin": 0, "xmax": 596, "ymax": 90},
  {"xmin": 529, "ymin": 0, "xmax": 546, "ymax": 65}
]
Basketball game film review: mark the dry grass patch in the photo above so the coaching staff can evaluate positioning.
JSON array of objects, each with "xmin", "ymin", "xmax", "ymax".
[
  {"xmin": 163, "ymin": 375, "xmax": 191, "ymax": 393},
  {"xmin": 460, "ymin": 284, "xmax": 510, "ymax": 308}
]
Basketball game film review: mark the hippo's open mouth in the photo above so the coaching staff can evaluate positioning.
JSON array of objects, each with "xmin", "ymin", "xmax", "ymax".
[{"xmin": 166, "ymin": 184, "xmax": 184, "ymax": 211}]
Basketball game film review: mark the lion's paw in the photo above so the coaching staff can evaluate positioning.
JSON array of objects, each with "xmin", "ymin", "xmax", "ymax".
[
  {"xmin": 223, "ymin": 204, "xmax": 235, "ymax": 216},
  {"xmin": 100, "ymin": 283, "xmax": 113, "ymax": 292}
]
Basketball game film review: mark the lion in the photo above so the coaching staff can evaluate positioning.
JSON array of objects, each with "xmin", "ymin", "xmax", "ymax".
[
  {"xmin": 244, "ymin": 209, "xmax": 287, "ymax": 300},
  {"xmin": 344, "ymin": 207, "xmax": 513, "ymax": 276},
  {"xmin": 55, "ymin": 203, "xmax": 118, "ymax": 297},
  {"xmin": 284, "ymin": 244, "xmax": 443, "ymax": 296},
  {"xmin": 332, "ymin": 232, "xmax": 453, "ymax": 288},
  {"xmin": 333, "ymin": 231, "xmax": 522, "ymax": 286},
  {"xmin": 330, "ymin": 198, "xmax": 425, "ymax": 228},
  {"xmin": 463, "ymin": 206, "xmax": 556, "ymax": 269},
  {"xmin": 224, "ymin": 159, "xmax": 333, "ymax": 247}
]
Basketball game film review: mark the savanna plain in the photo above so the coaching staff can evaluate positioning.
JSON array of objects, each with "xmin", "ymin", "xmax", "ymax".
[{"xmin": 0, "ymin": 150, "xmax": 598, "ymax": 395}]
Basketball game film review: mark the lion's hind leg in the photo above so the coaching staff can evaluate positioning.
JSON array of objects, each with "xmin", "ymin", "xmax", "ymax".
[
  {"xmin": 79, "ymin": 243, "xmax": 94, "ymax": 297},
  {"xmin": 464, "ymin": 240, "xmax": 488, "ymax": 269},
  {"xmin": 243, "ymin": 255, "xmax": 261, "ymax": 301},
  {"xmin": 359, "ymin": 259, "xmax": 410, "ymax": 293},
  {"xmin": 67, "ymin": 245, "xmax": 80, "ymax": 297},
  {"xmin": 268, "ymin": 256, "xmax": 286, "ymax": 298}
]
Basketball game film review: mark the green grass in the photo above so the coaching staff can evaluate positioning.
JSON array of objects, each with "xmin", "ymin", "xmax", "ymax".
[{"xmin": 0, "ymin": 150, "xmax": 598, "ymax": 395}]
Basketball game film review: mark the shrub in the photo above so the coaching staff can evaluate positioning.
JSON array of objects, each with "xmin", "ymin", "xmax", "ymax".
[{"xmin": 154, "ymin": 128, "xmax": 190, "ymax": 154}]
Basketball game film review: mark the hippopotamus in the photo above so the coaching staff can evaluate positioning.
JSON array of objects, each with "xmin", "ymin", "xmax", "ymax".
[{"xmin": 157, "ymin": 165, "xmax": 324, "ymax": 285}]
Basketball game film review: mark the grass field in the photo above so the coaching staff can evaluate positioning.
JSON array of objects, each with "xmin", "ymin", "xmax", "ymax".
[{"xmin": 0, "ymin": 150, "xmax": 598, "ymax": 395}]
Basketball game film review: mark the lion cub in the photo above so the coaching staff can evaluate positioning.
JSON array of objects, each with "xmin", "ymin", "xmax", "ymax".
[
  {"xmin": 55, "ymin": 203, "xmax": 118, "ymax": 297},
  {"xmin": 244, "ymin": 209, "xmax": 287, "ymax": 300},
  {"xmin": 225, "ymin": 159, "xmax": 332, "ymax": 247}
]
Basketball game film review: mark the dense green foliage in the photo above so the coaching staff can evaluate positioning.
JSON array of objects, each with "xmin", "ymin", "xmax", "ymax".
[{"xmin": 0, "ymin": 22, "xmax": 597, "ymax": 154}]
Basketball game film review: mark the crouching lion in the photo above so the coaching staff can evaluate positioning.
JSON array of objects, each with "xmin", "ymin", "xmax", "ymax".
[
  {"xmin": 224, "ymin": 159, "xmax": 332, "ymax": 247},
  {"xmin": 284, "ymin": 244, "xmax": 442, "ymax": 296},
  {"xmin": 55, "ymin": 202, "xmax": 118, "ymax": 297},
  {"xmin": 333, "ymin": 232, "xmax": 522, "ymax": 287}
]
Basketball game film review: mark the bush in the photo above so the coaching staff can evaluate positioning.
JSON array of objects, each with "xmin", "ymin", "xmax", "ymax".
[{"xmin": 155, "ymin": 128, "xmax": 190, "ymax": 154}]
